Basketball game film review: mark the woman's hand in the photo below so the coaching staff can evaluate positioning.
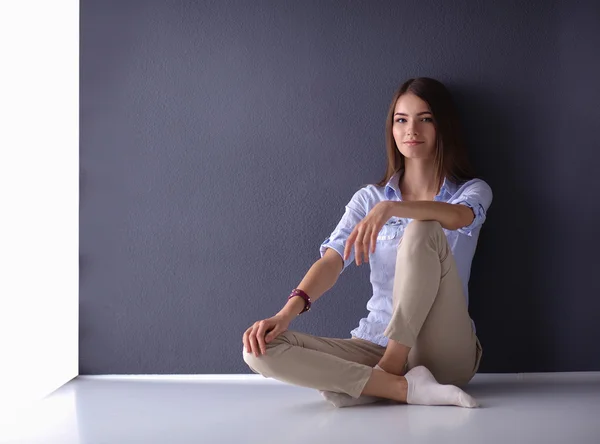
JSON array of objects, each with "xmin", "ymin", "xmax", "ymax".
[
  {"xmin": 343, "ymin": 201, "xmax": 394, "ymax": 266},
  {"xmin": 243, "ymin": 314, "xmax": 292, "ymax": 357}
]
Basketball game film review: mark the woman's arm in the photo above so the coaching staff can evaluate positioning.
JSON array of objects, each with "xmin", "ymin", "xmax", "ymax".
[
  {"xmin": 387, "ymin": 201, "xmax": 475, "ymax": 231},
  {"xmin": 243, "ymin": 249, "xmax": 343, "ymax": 357},
  {"xmin": 276, "ymin": 248, "xmax": 343, "ymax": 319}
]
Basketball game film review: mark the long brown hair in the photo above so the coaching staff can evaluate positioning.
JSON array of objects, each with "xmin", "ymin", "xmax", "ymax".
[{"xmin": 372, "ymin": 77, "xmax": 477, "ymax": 190}]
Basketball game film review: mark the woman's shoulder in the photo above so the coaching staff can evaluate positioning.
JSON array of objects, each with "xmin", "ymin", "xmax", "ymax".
[
  {"xmin": 343, "ymin": 183, "xmax": 387, "ymax": 213},
  {"xmin": 350, "ymin": 183, "xmax": 387, "ymax": 203},
  {"xmin": 452, "ymin": 176, "xmax": 493, "ymax": 194},
  {"xmin": 448, "ymin": 177, "xmax": 494, "ymax": 208}
]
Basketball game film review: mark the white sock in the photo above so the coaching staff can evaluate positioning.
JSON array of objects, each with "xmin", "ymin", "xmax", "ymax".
[
  {"xmin": 320, "ymin": 364, "xmax": 387, "ymax": 408},
  {"xmin": 404, "ymin": 366, "xmax": 479, "ymax": 408}
]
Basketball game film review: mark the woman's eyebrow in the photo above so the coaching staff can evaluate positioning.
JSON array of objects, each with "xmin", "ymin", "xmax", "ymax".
[{"xmin": 394, "ymin": 111, "xmax": 432, "ymax": 116}]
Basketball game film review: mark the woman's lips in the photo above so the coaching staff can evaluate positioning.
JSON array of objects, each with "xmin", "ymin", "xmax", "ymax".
[{"xmin": 404, "ymin": 141, "xmax": 424, "ymax": 145}]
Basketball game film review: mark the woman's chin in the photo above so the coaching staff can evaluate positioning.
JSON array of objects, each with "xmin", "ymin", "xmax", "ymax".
[{"xmin": 401, "ymin": 152, "xmax": 435, "ymax": 160}]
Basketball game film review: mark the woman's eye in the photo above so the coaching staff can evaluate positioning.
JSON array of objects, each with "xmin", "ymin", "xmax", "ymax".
[{"xmin": 394, "ymin": 118, "xmax": 433, "ymax": 123}]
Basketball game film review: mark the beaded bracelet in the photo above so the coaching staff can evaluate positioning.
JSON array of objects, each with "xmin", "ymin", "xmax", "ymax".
[{"xmin": 288, "ymin": 288, "xmax": 312, "ymax": 315}]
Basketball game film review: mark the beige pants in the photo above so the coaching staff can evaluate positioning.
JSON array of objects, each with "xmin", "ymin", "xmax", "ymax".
[{"xmin": 243, "ymin": 220, "xmax": 483, "ymax": 399}]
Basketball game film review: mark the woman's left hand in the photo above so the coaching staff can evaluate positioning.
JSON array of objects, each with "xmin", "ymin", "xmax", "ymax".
[{"xmin": 343, "ymin": 201, "xmax": 395, "ymax": 266}]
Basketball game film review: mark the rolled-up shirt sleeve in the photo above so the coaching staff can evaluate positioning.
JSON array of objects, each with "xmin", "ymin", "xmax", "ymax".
[
  {"xmin": 319, "ymin": 189, "xmax": 367, "ymax": 275},
  {"xmin": 449, "ymin": 179, "xmax": 493, "ymax": 236}
]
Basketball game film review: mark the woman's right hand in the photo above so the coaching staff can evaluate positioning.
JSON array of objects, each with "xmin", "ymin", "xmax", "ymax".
[{"xmin": 243, "ymin": 314, "xmax": 292, "ymax": 357}]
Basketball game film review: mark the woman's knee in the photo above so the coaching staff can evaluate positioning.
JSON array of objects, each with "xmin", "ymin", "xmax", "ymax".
[
  {"xmin": 243, "ymin": 347, "xmax": 271, "ymax": 376},
  {"xmin": 403, "ymin": 220, "xmax": 443, "ymax": 240},
  {"xmin": 399, "ymin": 221, "xmax": 446, "ymax": 257},
  {"xmin": 242, "ymin": 330, "xmax": 295, "ymax": 374}
]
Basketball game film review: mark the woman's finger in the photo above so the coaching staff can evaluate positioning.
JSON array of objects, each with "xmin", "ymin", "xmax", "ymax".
[
  {"xmin": 362, "ymin": 227, "xmax": 372, "ymax": 263},
  {"xmin": 265, "ymin": 328, "xmax": 278, "ymax": 343},
  {"xmin": 255, "ymin": 321, "xmax": 268, "ymax": 355},
  {"xmin": 356, "ymin": 225, "xmax": 371, "ymax": 265},
  {"xmin": 249, "ymin": 325, "xmax": 260, "ymax": 357},
  {"xmin": 243, "ymin": 327, "xmax": 251, "ymax": 353},
  {"xmin": 354, "ymin": 227, "xmax": 363, "ymax": 265},
  {"xmin": 344, "ymin": 229, "xmax": 357, "ymax": 260},
  {"xmin": 371, "ymin": 227, "xmax": 378, "ymax": 254}
]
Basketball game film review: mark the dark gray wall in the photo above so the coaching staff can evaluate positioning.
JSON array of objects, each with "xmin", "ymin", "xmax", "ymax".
[{"xmin": 80, "ymin": 0, "xmax": 600, "ymax": 374}]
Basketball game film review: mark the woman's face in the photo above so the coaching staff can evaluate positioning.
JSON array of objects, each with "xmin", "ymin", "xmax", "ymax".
[{"xmin": 392, "ymin": 93, "xmax": 437, "ymax": 160}]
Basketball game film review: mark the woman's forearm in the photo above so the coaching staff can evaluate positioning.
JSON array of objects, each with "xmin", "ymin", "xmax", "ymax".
[
  {"xmin": 276, "ymin": 258, "xmax": 341, "ymax": 319},
  {"xmin": 387, "ymin": 201, "xmax": 463, "ymax": 230}
]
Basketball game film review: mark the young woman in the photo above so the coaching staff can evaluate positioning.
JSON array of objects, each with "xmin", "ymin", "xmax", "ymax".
[{"xmin": 242, "ymin": 77, "xmax": 492, "ymax": 408}]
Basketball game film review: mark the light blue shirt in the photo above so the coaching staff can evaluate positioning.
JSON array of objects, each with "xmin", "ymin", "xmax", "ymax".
[{"xmin": 319, "ymin": 169, "xmax": 493, "ymax": 347}]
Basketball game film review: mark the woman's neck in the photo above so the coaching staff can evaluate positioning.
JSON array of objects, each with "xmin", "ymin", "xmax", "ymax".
[{"xmin": 400, "ymin": 162, "xmax": 439, "ymax": 199}]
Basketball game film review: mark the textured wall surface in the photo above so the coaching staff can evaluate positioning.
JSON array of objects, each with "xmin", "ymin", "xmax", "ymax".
[{"xmin": 80, "ymin": 0, "xmax": 600, "ymax": 374}]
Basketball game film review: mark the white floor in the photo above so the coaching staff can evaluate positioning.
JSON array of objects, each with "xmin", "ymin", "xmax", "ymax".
[{"xmin": 1, "ymin": 372, "xmax": 600, "ymax": 444}]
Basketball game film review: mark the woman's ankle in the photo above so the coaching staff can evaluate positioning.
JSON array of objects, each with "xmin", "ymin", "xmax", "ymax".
[
  {"xmin": 393, "ymin": 376, "xmax": 409, "ymax": 403},
  {"xmin": 377, "ymin": 359, "xmax": 406, "ymax": 376}
]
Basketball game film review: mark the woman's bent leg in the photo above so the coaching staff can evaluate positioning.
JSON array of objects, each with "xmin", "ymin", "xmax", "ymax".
[
  {"xmin": 383, "ymin": 220, "xmax": 482, "ymax": 386},
  {"xmin": 242, "ymin": 331, "xmax": 385, "ymax": 398}
]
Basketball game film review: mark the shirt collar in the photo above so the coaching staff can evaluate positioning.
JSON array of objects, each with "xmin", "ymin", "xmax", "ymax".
[{"xmin": 384, "ymin": 168, "xmax": 454, "ymax": 201}]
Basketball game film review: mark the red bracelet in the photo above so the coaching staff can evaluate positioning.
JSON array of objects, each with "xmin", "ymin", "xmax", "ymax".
[{"xmin": 288, "ymin": 288, "xmax": 312, "ymax": 315}]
